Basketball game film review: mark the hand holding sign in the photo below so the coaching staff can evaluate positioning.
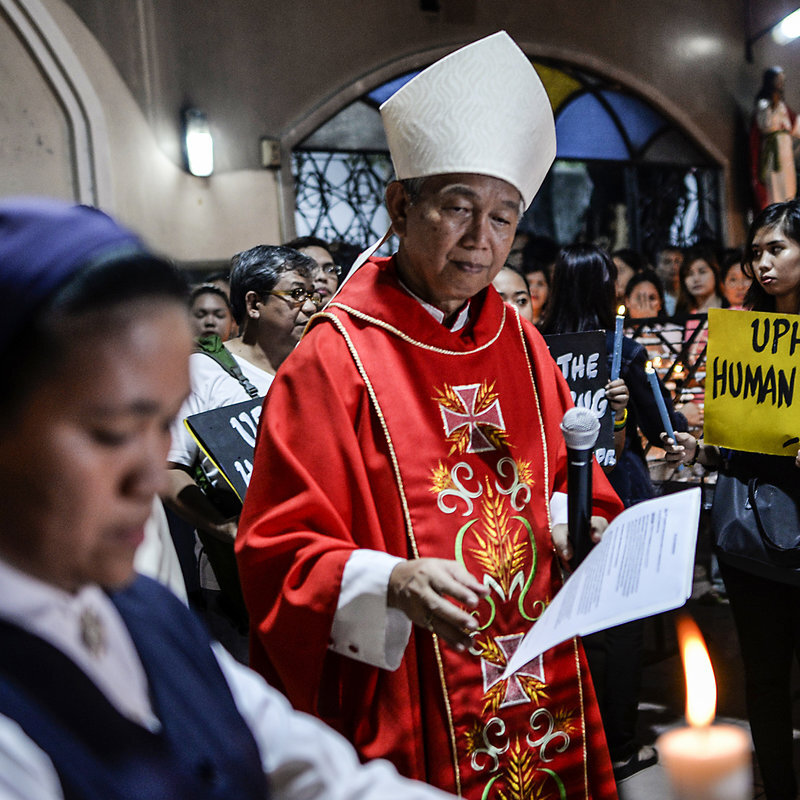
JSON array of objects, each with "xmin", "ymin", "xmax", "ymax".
[{"xmin": 545, "ymin": 331, "xmax": 616, "ymax": 467}]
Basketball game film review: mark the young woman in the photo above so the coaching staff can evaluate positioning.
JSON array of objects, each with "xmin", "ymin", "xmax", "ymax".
[
  {"xmin": 719, "ymin": 248, "xmax": 752, "ymax": 310},
  {"xmin": 0, "ymin": 198, "xmax": 448, "ymax": 800},
  {"xmin": 189, "ymin": 283, "xmax": 235, "ymax": 341},
  {"xmin": 522, "ymin": 264, "xmax": 551, "ymax": 325},
  {"xmin": 541, "ymin": 244, "xmax": 685, "ymax": 780},
  {"xmin": 624, "ymin": 270, "xmax": 667, "ymax": 320},
  {"xmin": 491, "ymin": 265, "xmax": 534, "ymax": 323},
  {"xmin": 675, "ymin": 245, "xmax": 727, "ymax": 316},
  {"xmin": 666, "ymin": 200, "xmax": 800, "ymax": 800}
]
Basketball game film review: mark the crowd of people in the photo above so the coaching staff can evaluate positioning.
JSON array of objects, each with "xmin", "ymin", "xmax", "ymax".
[{"xmin": 3, "ymin": 33, "xmax": 800, "ymax": 800}]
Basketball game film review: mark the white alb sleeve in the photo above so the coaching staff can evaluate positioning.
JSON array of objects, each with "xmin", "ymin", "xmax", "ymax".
[
  {"xmin": 549, "ymin": 491, "xmax": 568, "ymax": 527},
  {"xmin": 329, "ymin": 549, "xmax": 412, "ymax": 670},
  {"xmin": 213, "ymin": 644, "xmax": 455, "ymax": 800}
]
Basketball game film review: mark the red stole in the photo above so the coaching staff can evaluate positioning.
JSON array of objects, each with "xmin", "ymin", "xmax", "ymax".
[{"xmin": 316, "ymin": 258, "xmax": 617, "ymax": 800}]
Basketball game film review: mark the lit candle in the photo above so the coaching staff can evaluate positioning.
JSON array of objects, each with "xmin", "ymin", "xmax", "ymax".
[
  {"xmin": 610, "ymin": 305, "xmax": 625, "ymax": 381},
  {"xmin": 657, "ymin": 616, "xmax": 751, "ymax": 800},
  {"xmin": 646, "ymin": 360, "xmax": 675, "ymax": 440}
]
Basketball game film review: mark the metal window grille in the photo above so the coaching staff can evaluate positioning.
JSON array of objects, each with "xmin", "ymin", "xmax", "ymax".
[{"xmin": 292, "ymin": 150, "xmax": 396, "ymax": 252}]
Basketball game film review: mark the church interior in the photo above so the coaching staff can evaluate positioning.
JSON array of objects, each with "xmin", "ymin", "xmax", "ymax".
[
  {"xmin": 2, "ymin": 0, "xmax": 798, "ymax": 268},
  {"xmin": 4, "ymin": 2, "xmax": 800, "ymax": 799}
]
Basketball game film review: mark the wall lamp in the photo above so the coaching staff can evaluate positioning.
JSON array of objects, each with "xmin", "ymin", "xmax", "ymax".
[
  {"xmin": 746, "ymin": 5, "xmax": 800, "ymax": 61},
  {"xmin": 773, "ymin": 8, "xmax": 800, "ymax": 44},
  {"xmin": 183, "ymin": 108, "xmax": 214, "ymax": 177}
]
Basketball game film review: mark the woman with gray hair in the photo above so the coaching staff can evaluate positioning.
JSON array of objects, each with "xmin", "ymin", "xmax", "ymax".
[{"xmin": 165, "ymin": 244, "xmax": 320, "ymax": 642}]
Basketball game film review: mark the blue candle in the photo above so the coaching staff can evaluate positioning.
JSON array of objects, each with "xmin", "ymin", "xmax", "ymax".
[
  {"xmin": 646, "ymin": 362, "xmax": 675, "ymax": 440},
  {"xmin": 610, "ymin": 306, "xmax": 625, "ymax": 381}
]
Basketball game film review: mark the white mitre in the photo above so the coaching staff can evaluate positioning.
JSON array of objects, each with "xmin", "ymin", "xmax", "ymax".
[{"xmin": 380, "ymin": 31, "xmax": 556, "ymax": 210}]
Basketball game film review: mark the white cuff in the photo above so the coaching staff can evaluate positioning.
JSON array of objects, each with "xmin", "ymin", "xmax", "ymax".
[
  {"xmin": 549, "ymin": 491, "xmax": 568, "ymax": 527},
  {"xmin": 330, "ymin": 550, "xmax": 412, "ymax": 670}
]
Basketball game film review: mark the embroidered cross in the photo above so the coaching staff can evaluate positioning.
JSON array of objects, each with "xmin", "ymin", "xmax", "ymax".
[
  {"xmin": 481, "ymin": 633, "xmax": 544, "ymax": 708},
  {"xmin": 439, "ymin": 383, "xmax": 505, "ymax": 453}
]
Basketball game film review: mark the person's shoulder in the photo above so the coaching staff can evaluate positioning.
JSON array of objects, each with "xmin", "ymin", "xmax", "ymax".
[
  {"xmin": 297, "ymin": 312, "xmax": 358, "ymax": 360},
  {"xmin": 269, "ymin": 314, "xmax": 362, "ymax": 397},
  {"xmin": 228, "ymin": 351, "xmax": 273, "ymax": 389},
  {"xmin": 621, "ymin": 334, "xmax": 646, "ymax": 359},
  {"xmin": 112, "ymin": 575, "xmax": 214, "ymax": 649},
  {"xmin": 113, "ymin": 573, "xmax": 187, "ymax": 613},
  {"xmin": 188, "ymin": 349, "xmax": 230, "ymax": 385}
]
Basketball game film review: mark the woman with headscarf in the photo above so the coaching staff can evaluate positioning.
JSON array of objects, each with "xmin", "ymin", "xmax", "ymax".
[{"xmin": 0, "ymin": 197, "xmax": 453, "ymax": 800}]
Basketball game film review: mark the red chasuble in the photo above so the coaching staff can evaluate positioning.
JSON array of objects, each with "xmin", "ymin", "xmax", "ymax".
[{"xmin": 237, "ymin": 257, "xmax": 623, "ymax": 800}]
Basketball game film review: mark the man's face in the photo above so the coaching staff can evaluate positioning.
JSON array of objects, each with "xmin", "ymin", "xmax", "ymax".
[
  {"xmin": 253, "ymin": 269, "xmax": 317, "ymax": 347},
  {"xmin": 388, "ymin": 173, "xmax": 521, "ymax": 316},
  {"xmin": 0, "ymin": 302, "xmax": 192, "ymax": 592}
]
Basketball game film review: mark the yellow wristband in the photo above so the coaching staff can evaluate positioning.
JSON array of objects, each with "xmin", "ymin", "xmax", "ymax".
[{"xmin": 613, "ymin": 408, "xmax": 628, "ymax": 430}]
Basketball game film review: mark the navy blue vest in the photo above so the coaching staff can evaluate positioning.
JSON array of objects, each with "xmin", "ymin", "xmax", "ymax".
[{"xmin": 0, "ymin": 576, "xmax": 269, "ymax": 800}]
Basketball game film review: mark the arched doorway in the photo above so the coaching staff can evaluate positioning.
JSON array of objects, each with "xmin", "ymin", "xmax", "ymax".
[{"xmin": 1, "ymin": 0, "xmax": 112, "ymax": 206}]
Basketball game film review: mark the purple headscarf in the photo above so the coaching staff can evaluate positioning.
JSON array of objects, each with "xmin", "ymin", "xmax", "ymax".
[{"xmin": 0, "ymin": 197, "xmax": 151, "ymax": 349}]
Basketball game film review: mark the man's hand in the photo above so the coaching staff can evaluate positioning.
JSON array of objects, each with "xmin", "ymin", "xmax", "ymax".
[
  {"xmin": 388, "ymin": 558, "xmax": 488, "ymax": 651},
  {"xmin": 551, "ymin": 516, "xmax": 610, "ymax": 569}
]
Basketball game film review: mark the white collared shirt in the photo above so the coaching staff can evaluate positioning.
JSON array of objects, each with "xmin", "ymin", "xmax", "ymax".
[
  {"xmin": 397, "ymin": 279, "xmax": 471, "ymax": 332},
  {"xmin": 0, "ymin": 559, "xmax": 452, "ymax": 800}
]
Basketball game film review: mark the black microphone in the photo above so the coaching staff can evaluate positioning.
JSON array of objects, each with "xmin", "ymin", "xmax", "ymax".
[{"xmin": 560, "ymin": 407, "xmax": 601, "ymax": 569}]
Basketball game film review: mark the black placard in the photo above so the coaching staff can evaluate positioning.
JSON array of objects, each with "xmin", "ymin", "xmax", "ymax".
[
  {"xmin": 543, "ymin": 331, "xmax": 615, "ymax": 467},
  {"xmin": 184, "ymin": 397, "xmax": 265, "ymax": 501}
]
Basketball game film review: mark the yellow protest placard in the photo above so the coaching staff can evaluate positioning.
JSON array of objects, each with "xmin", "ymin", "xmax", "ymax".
[{"xmin": 705, "ymin": 308, "xmax": 800, "ymax": 456}]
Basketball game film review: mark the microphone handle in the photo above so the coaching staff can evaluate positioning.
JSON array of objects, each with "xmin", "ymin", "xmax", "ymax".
[{"xmin": 566, "ymin": 445, "xmax": 594, "ymax": 569}]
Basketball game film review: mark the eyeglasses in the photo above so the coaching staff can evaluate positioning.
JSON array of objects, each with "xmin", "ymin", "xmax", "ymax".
[
  {"xmin": 316, "ymin": 262, "xmax": 341, "ymax": 278},
  {"xmin": 268, "ymin": 287, "xmax": 324, "ymax": 308}
]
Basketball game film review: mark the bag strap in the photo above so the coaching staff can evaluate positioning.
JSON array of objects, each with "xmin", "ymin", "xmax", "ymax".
[{"xmin": 196, "ymin": 335, "xmax": 260, "ymax": 399}]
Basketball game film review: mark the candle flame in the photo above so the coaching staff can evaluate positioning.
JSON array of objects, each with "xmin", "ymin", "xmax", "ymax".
[
  {"xmin": 617, "ymin": 305, "xmax": 626, "ymax": 316},
  {"xmin": 645, "ymin": 360, "xmax": 653, "ymax": 372},
  {"xmin": 653, "ymin": 356, "xmax": 662, "ymax": 368},
  {"xmin": 677, "ymin": 614, "xmax": 716, "ymax": 727},
  {"xmin": 674, "ymin": 363, "xmax": 684, "ymax": 375}
]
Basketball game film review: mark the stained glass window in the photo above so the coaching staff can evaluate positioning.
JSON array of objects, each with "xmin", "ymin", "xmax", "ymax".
[{"xmin": 292, "ymin": 58, "xmax": 721, "ymax": 259}]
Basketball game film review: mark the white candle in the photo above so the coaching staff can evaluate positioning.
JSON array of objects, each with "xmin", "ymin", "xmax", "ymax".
[
  {"xmin": 657, "ymin": 616, "xmax": 752, "ymax": 800},
  {"xmin": 646, "ymin": 361, "xmax": 675, "ymax": 439},
  {"xmin": 610, "ymin": 305, "xmax": 625, "ymax": 381},
  {"xmin": 658, "ymin": 724, "xmax": 751, "ymax": 800}
]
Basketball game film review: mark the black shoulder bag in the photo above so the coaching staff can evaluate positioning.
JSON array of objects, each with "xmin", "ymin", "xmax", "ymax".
[
  {"xmin": 192, "ymin": 334, "xmax": 261, "ymax": 628},
  {"xmin": 711, "ymin": 450, "xmax": 800, "ymax": 586}
]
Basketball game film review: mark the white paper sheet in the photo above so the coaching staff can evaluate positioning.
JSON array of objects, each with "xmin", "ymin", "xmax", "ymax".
[{"xmin": 502, "ymin": 486, "xmax": 701, "ymax": 679}]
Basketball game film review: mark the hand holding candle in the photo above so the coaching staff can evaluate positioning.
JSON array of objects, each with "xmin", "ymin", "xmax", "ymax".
[
  {"xmin": 657, "ymin": 616, "xmax": 751, "ymax": 800},
  {"xmin": 645, "ymin": 360, "xmax": 676, "ymax": 440},
  {"xmin": 610, "ymin": 305, "xmax": 625, "ymax": 381}
]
